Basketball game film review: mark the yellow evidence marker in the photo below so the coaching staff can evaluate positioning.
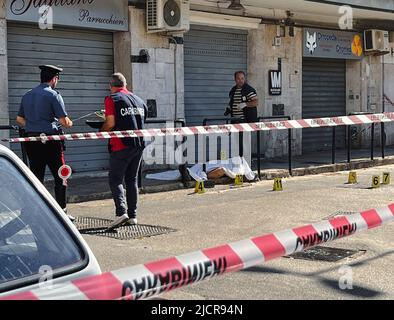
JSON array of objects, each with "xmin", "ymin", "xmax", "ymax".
[
  {"xmin": 372, "ymin": 176, "xmax": 381, "ymax": 189},
  {"xmin": 382, "ymin": 172, "xmax": 391, "ymax": 185},
  {"xmin": 194, "ymin": 181, "xmax": 206, "ymax": 194},
  {"xmin": 348, "ymin": 171, "xmax": 358, "ymax": 184},
  {"xmin": 234, "ymin": 174, "xmax": 244, "ymax": 186},
  {"xmin": 273, "ymin": 178, "xmax": 283, "ymax": 191}
]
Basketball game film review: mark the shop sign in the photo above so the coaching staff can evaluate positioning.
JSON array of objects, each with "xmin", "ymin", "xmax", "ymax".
[
  {"xmin": 303, "ymin": 27, "xmax": 363, "ymax": 60},
  {"xmin": 7, "ymin": 0, "xmax": 129, "ymax": 32}
]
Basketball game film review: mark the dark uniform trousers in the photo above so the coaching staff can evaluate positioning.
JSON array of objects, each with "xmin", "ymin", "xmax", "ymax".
[
  {"xmin": 109, "ymin": 146, "xmax": 144, "ymax": 219},
  {"xmin": 25, "ymin": 138, "xmax": 67, "ymax": 209}
]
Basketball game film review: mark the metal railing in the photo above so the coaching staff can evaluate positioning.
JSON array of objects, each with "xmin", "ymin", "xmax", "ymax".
[
  {"xmin": 345, "ymin": 112, "xmax": 386, "ymax": 163},
  {"xmin": 139, "ymin": 119, "xmax": 186, "ymax": 189},
  {"xmin": 201, "ymin": 113, "xmax": 388, "ymax": 179},
  {"xmin": 201, "ymin": 116, "xmax": 293, "ymax": 178},
  {"xmin": 257, "ymin": 116, "xmax": 292, "ymax": 178},
  {"xmin": 1, "ymin": 113, "xmax": 390, "ymax": 186},
  {"xmin": 201, "ymin": 117, "xmax": 243, "ymax": 175}
]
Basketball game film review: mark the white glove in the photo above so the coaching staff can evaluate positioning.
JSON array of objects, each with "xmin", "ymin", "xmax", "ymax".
[
  {"xmin": 236, "ymin": 102, "xmax": 247, "ymax": 111},
  {"xmin": 95, "ymin": 110, "xmax": 106, "ymax": 119}
]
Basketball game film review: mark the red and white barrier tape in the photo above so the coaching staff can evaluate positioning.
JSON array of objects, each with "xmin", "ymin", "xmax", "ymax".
[
  {"xmin": 3, "ymin": 112, "xmax": 394, "ymax": 144},
  {"xmin": 2, "ymin": 203, "xmax": 393, "ymax": 300}
]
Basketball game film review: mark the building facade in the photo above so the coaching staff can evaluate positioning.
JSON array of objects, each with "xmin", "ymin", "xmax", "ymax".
[{"xmin": 0, "ymin": 0, "xmax": 393, "ymax": 174}]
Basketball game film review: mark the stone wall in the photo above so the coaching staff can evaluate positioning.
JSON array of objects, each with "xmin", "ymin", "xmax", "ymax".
[
  {"xmin": 127, "ymin": 7, "xmax": 185, "ymax": 166},
  {"xmin": 128, "ymin": 7, "xmax": 184, "ymax": 122},
  {"xmin": 347, "ymin": 55, "xmax": 388, "ymax": 147},
  {"xmin": 383, "ymin": 49, "xmax": 394, "ymax": 145},
  {"xmin": 0, "ymin": 0, "xmax": 9, "ymax": 147},
  {"xmin": 248, "ymin": 24, "xmax": 303, "ymax": 158}
]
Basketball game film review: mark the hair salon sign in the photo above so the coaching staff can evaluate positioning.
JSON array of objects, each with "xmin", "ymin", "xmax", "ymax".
[{"xmin": 6, "ymin": 0, "xmax": 129, "ymax": 31}]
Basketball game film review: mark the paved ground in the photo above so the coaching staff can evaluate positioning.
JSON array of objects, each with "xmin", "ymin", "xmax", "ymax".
[{"xmin": 69, "ymin": 164, "xmax": 394, "ymax": 300}]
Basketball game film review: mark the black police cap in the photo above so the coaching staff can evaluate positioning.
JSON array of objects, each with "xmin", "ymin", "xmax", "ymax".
[
  {"xmin": 39, "ymin": 65, "xmax": 63, "ymax": 78},
  {"xmin": 39, "ymin": 65, "xmax": 63, "ymax": 73}
]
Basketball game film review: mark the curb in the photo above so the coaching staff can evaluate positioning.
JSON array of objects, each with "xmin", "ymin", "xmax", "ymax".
[
  {"xmin": 67, "ymin": 192, "xmax": 113, "ymax": 204},
  {"xmin": 259, "ymin": 157, "xmax": 394, "ymax": 179}
]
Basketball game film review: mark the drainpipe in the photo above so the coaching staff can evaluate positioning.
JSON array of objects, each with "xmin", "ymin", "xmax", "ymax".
[
  {"xmin": 168, "ymin": 36, "xmax": 178, "ymax": 122},
  {"xmin": 382, "ymin": 56, "xmax": 385, "ymax": 113}
]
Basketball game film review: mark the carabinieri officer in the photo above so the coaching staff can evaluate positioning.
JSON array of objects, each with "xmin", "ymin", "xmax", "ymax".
[
  {"xmin": 16, "ymin": 65, "xmax": 74, "ymax": 220},
  {"xmin": 101, "ymin": 73, "xmax": 147, "ymax": 230}
]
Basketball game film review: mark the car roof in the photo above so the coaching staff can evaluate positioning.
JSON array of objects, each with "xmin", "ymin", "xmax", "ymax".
[
  {"xmin": 0, "ymin": 143, "xmax": 21, "ymax": 160},
  {"xmin": 0, "ymin": 143, "xmax": 58, "ymax": 203},
  {"xmin": 0, "ymin": 144, "xmax": 102, "ymax": 296}
]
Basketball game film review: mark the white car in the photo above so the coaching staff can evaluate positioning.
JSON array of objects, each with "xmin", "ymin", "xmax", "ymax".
[{"xmin": 0, "ymin": 144, "xmax": 101, "ymax": 298}]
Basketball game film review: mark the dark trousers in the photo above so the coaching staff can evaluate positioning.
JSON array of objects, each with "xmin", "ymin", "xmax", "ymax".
[
  {"xmin": 25, "ymin": 140, "xmax": 67, "ymax": 209},
  {"xmin": 109, "ymin": 147, "xmax": 144, "ymax": 218}
]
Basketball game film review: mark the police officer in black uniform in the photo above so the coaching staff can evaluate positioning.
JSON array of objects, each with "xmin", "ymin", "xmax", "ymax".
[{"xmin": 16, "ymin": 65, "xmax": 74, "ymax": 220}]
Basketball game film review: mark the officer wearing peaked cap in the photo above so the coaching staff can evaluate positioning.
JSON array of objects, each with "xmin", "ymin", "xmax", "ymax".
[
  {"xmin": 39, "ymin": 64, "xmax": 63, "ymax": 76},
  {"xmin": 16, "ymin": 65, "xmax": 74, "ymax": 220}
]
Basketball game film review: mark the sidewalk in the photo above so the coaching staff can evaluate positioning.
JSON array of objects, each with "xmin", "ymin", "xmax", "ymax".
[
  {"xmin": 255, "ymin": 145, "xmax": 394, "ymax": 178},
  {"xmin": 45, "ymin": 145, "xmax": 394, "ymax": 203}
]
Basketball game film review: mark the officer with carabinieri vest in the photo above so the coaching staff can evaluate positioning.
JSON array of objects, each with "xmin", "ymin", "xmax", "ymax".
[
  {"xmin": 101, "ymin": 73, "xmax": 147, "ymax": 230},
  {"xmin": 16, "ymin": 65, "xmax": 74, "ymax": 221}
]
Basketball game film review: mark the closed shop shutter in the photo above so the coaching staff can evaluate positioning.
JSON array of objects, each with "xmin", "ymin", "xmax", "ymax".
[
  {"xmin": 302, "ymin": 58, "xmax": 347, "ymax": 153},
  {"xmin": 184, "ymin": 25, "xmax": 248, "ymax": 126},
  {"xmin": 7, "ymin": 24, "xmax": 114, "ymax": 173}
]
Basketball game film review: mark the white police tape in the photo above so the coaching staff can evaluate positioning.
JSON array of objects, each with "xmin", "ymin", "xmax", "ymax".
[{"xmin": 2, "ymin": 203, "xmax": 393, "ymax": 300}]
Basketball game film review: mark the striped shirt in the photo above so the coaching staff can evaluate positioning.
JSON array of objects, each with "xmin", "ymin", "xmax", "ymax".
[
  {"xmin": 231, "ymin": 88, "xmax": 258, "ymax": 119},
  {"xmin": 231, "ymin": 88, "xmax": 244, "ymax": 118}
]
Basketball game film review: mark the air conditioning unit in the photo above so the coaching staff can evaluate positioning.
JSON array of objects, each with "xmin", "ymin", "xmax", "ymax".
[
  {"xmin": 147, "ymin": 0, "xmax": 190, "ymax": 33},
  {"xmin": 364, "ymin": 29, "xmax": 390, "ymax": 53}
]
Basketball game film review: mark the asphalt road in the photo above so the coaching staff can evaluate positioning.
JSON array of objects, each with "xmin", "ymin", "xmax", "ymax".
[{"xmin": 69, "ymin": 165, "xmax": 394, "ymax": 300}]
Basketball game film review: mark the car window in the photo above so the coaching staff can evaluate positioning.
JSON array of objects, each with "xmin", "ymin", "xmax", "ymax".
[{"xmin": 0, "ymin": 156, "xmax": 84, "ymax": 291}]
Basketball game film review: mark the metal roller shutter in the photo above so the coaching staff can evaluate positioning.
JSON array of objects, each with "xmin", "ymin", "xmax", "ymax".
[
  {"xmin": 7, "ymin": 24, "xmax": 114, "ymax": 173},
  {"xmin": 302, "ymin": 58, "xmax": 346, "ymax": 153},
  {"xmin": 184, "ymin": 25, "xmax": 248, "ymax": 126}
]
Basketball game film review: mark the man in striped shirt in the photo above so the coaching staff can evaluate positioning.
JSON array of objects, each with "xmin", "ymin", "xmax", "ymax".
[{"xmin": 227, "ymin": 71, "xmax": 259, "ymax": 123}]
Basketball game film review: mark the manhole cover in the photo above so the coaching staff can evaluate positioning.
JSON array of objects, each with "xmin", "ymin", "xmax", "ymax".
[
  {"xmin": 75, "ymin": 217, "xmax": 177, "ymax": 240},
  {"xmin": 287, "ymin": 246, "xmax": 365, "ymax": 262}
]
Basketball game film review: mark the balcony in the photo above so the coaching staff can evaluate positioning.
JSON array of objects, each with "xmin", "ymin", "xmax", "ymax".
[
  {"xmin": 189, "ymin": 0, "xmax": 394, "ymax": 30},
  {"xmin": 307, "ymin": 0, "xmax": 394, "ymax": 12}
]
